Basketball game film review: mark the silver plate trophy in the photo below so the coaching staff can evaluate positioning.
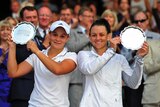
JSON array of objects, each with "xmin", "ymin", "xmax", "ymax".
[
  {"xmin": 12, "ymin": 21, "xmax": 36, "ymax": 45},
  {"xmin": 120, "ymin": 25, "xmax": 146, "ymax": 50}
]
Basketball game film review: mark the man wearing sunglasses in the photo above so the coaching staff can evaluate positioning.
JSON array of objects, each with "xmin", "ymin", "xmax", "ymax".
[
  {"xmin": 133, "ymin": 11, "xmax": 160, "ymax": 40},
  {"xmin": 134, "ymin": 19, "xmax": 147, "ymax": 24},
  {"xmin": 135, "ymin": 11, "xmax": 160, "ymax": 107},
  {"xmin": 124, "ymin": 10, "xmax": 160, "ymax": 107}
]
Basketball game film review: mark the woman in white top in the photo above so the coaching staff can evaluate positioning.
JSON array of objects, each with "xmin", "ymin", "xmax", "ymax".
[
  {"xmin": 7, "ymin": 20, "xmax": 77, "ymax": 107},
  {"xmin": 77, "ymin": 18, "xmax": 149, "ymax": 107}
]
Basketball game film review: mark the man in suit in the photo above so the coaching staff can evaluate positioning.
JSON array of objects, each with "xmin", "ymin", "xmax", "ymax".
[
  {"xmin": 9, "ymin": 6, "xmax": 50, "ymax": 107},
  {"xmin": 66, "ymin": 6, "xmax": 94, "ymax": 107},
  {"xmin": 142, "ymin": 39, "xmax": 160, "ymax": 107},
  {"xmin": 60, "ymin": 5, "xmax": 78, "ymax": 29},
  {"xmin": 35, "ymin": 5, "xmax": 53, "ymax": 49},
  {"xmin": 133, "ymin": 11, "xmax": 160, "ymax": 107},
  {"xmin": 123, "ymin": 10, "xmax": 160, "ymax": 107},
  {"xmin": 133, "ymin": 11, "xmax": 160, "ymax": 40}
]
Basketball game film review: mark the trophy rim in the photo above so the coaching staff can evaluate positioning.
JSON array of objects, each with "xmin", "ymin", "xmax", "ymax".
[
  {"xmin": 120, "ymin": 25, "xmax": 146, "ymax": 50},
  {"xmin": 12, "ymin": 21, "xmax": 36, "ymax": 45}
]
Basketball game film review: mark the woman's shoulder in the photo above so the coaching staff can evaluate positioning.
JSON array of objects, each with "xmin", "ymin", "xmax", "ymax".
[
  {"xmin": 78, "ymin": 50, "xmax": 91, "ymax": 55},
  {"xmin": 66, "ymin": 51, "xmax": 77, "ymax": 56},
  {"xmin": 114, "ymin": 53, "xmax": 127, "ymax": 61},
  {"xmin": 64, "ymin": 51, "xmax": 77, "ymax": 64}
]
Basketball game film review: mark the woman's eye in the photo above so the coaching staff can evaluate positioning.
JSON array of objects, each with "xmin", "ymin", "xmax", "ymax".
[
  {"xmin": 51, "ymin": 33, "xmax": 58, "ymax": 36},
  {"xmin": 100, "ymin": 33, "xmax": 105, "ymax": 37},
  {"xmin": 60, "ymin": 35, "xmax": 66, "ymax": 38},
  {"xmin": 91, "ymin": 34, "xmax": 96, "ymax": 37}
]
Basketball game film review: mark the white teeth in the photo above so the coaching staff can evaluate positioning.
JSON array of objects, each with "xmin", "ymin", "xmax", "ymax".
[{"xmin": 96, "ymin": 42, "xmax": 101, "ymax": 44}]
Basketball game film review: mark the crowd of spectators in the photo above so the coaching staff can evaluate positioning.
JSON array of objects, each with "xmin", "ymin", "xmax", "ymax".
[{"xmin": 0, "ymin": 0, "xmax": 160, "ymax": 107}]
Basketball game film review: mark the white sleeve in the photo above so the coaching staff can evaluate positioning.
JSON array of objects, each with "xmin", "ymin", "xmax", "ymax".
[
  {"xmin": 78, "ymin": 48, "xmax": 115, "ymax": 75},
  {"xmin": 64, "ymin": 52, "xmax": 77, "ymax": 65},
  {"xmin": 25, "ymin": 53, "xmax": 36, "ymax": 67},
  {"xmin": 122, "ymin": 56, "xmax": 144, "ymax": 89}
]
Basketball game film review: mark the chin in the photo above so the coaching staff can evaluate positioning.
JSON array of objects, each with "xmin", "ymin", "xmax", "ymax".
[{"xmin": 94, "ymin": 46, "xmax": 103, "ymax": 49}]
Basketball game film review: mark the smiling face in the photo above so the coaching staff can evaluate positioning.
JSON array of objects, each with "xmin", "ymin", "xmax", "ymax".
[
  {"xmin": 23, "ymin": 9, "xmax": 38, "ymax": 26},
  {"xmin": 0, "ymin": 26, "xmax": 12, "ymax": 41},
  {"xmin": 89, "ymin": 25, "xmax": 109, "ymax": 52},
  {"xmin": 38, "ymin": 6, "xmax": 52, "ymax": 29},
  {"xmin": 50, "ymin": 27, "xmax": 69, "ymax": 50},
  {"xmin": 104, "ymin": 14, "xmax": 115, "ymax": 28}
]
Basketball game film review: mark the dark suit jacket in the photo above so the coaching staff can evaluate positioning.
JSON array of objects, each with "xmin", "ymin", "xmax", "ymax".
[
  {"xmin": 9, "ymin": 29, "xmax": 45, "ymax": 101},
  {"xmin": 9, "ymin": 45, "xmax": 34, "ymax": 101}
]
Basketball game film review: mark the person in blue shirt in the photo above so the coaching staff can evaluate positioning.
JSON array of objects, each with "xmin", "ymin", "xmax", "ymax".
[{"xmin": 0, "ymin": 20, "xmax": 13, "ymax": 107}]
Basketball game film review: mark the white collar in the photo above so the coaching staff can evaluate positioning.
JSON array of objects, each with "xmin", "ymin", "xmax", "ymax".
[
  {"xmin": 38, "ymin": 27, "xmax": 49, "ymax": 38},
  {"xmin": 45, "ymin": 47, "xmax": 68, "ymax": 59}
]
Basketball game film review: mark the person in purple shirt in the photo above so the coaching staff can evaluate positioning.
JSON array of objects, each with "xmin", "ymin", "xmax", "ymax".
[{"xmin": 0, "ymin": 20, "xmax": 13, "ymax": 107}]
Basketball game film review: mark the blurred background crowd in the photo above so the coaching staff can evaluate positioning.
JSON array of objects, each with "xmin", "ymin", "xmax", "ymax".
[{"xmin": 0, "ymin": 0, "xmax": 160, "ymax": 107}]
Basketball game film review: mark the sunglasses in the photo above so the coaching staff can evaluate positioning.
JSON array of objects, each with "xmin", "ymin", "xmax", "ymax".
[{"xmin": 134, "ymin": 19, "xmax": 147, "ymax": 24}]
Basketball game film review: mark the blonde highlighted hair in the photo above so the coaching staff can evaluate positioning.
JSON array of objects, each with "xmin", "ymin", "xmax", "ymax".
[
  {"xmin": 0, "ymin": 20, "xmax": 13, "ymax": 29},
  {"xmin": 101, "ymin": 9, "xmax": 118, "ymax": 31}
]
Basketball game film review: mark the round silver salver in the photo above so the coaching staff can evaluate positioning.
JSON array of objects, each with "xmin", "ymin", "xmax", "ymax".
[
  {"xmin": 12, "ymin": 21, "xmax": 36, "ymax": 45},
  {"xmin": 120, "ymin": 25, "xmax": 146, "ymax": 50}
]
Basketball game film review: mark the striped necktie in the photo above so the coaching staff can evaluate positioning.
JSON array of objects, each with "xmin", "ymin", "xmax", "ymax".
[{"xmin": 43, "ymin": 30, "xmax": 46, "ymax": 38}]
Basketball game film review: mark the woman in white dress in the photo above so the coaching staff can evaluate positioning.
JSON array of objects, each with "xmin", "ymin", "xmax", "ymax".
[{"xmin": 7, "ymin": 20, "xmax": 77, "ymax": 107}]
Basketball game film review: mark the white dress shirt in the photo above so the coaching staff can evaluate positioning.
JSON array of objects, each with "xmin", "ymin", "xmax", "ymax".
[
  {"xmin": 78, "ymin": 47, "xmax": 144, "ymax": 107},
  {"xmin": 37, "ymin": 27, "xmax": 49, "ymax": 38}
]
